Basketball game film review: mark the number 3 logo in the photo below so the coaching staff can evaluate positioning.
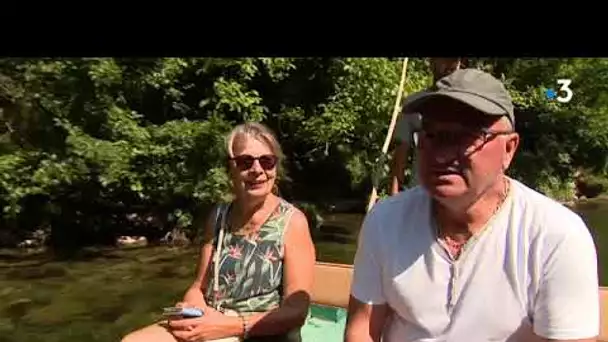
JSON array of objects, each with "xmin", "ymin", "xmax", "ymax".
[{"xmin": 556, "ymin": 79, "xmax": 573, "ymax": 103}]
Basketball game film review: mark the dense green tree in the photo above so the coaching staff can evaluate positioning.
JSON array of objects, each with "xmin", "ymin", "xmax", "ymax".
[{"xmin": 0, "ymin": 57, "xmax": 606, "ymax": 250}]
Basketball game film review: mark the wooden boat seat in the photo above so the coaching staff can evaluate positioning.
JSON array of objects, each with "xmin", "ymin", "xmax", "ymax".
[
  {"xmin": 311, "ymin": 262, "xmax": 353, "ymax": 309},
  {"xmin": 600, "ymin": 287, "xmax": 608, "ymax": 341},
  {"xmin": 311, "ymin": 263, "xmax": 608, "ymax": 341}
]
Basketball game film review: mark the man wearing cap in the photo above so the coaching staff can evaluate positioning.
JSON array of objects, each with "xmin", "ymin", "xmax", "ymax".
[
  {"xmin": 389, "ymin": 58, "xmax": 464, "ymax": 195},
  {"xmin": 346, "ymin": 69, "xmax": 599, "ymax": 341}
]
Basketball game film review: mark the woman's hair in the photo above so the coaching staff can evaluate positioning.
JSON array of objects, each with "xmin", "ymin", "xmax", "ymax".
[
  {"xmin": 225, "ymin": 122, "xmax": 283, "ymax": 160},
  {"xmin": 225, "ymin": 122, "xmax": 284, "ymax": 194}
]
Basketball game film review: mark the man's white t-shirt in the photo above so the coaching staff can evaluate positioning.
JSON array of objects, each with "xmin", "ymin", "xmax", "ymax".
[{"xmin": 351, "ymin": 178, "xmax": 599, "ymax": 341}]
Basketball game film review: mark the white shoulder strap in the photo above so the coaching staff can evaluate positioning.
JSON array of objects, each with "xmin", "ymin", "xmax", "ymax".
[
  {"xmin": 213, "ymin": 204, "xmax": 222, "ymax": 230},
  {"xmin": 213, "ymin": 203, "xmax": 228, "ymax": 309}
]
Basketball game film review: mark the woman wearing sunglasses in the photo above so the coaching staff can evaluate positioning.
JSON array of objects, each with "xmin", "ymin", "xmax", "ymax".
[{"xmin": 122, "ymin": 122, "xmax": 316, "ymax": 342}]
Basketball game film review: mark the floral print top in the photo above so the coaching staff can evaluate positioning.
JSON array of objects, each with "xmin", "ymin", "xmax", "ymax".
[{"xmin": 204, "ymin": 199, "xmax": 294, "ymax": 315}]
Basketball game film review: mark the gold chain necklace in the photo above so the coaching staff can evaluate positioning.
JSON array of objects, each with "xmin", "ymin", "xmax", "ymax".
[{"xmin": 439, "ymin": 177, "xmax": 510, "ymax": 259}]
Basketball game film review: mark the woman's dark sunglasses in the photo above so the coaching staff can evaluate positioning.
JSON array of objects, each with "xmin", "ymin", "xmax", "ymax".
[{"xmin": 230, "ymin": 154, "xmax": 278, "ymax": 171}]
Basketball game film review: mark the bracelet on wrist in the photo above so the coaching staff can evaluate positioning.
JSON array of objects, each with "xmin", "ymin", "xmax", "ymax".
[{"xmin": 239, "ymin": 314, "xmax": 249, "ymax": 339}]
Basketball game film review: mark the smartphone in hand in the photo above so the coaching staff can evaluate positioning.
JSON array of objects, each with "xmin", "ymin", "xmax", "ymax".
[{"xmin": 162, "ymin": 307, "xmax": 204, "ymax": 318}]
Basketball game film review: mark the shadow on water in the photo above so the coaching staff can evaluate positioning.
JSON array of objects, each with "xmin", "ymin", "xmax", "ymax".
[
  {"xmin": 322, "ymin": 213, "xmax": 364, "ymax": 230},
  {"xmin": 5, "ymin": 265, "xmax": 68, "ymax": 280},
  {"xmin": 319, "ymin": 224, "xmax": 352, "ymax": 236},
  {"xmin": 313, "ymin": 212, "xmax": 363, "ymax": 264},
  {"xmin": 317, "ymin": 233, "xmax": 353, "ymax": 244},
  {"xmin": 316, "ymin": 213, "xmax": 364, "ymax": 241},
  {"xmin": 0, "ymin": 246, "xmax": 127, "ymax": 264},
  {"xmin": 571, "ymin": 197, "xmax": 608, "ymax": 284}
]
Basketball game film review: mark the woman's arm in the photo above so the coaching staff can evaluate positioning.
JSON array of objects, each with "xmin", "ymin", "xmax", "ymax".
[{"xmin": 180, "ymin": 205, "xmax": 220, "ymax": 308}]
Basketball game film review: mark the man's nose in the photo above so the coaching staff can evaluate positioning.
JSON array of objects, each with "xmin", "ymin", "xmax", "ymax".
[
  {"xmin": 427, "ymin": 145, "xmax": 461, "ymax": 165},
  {"xmin": 433, "ymin": 150, "xmax": 453, "ymax": 164}
]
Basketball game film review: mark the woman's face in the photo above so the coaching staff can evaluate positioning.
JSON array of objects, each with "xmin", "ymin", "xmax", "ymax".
[{"xmin": 229, "ymin": 134, "xmax": 278, "ymax": 200}]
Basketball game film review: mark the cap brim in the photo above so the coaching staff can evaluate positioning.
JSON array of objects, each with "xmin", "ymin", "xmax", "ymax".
[{"xmin": 403, "ymin": 90, "xmax": 508, "ymax": 117}]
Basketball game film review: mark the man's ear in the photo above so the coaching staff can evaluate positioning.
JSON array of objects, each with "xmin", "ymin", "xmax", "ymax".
[{"xmin": 503, "ymin": 133, "xmax": 520, "ymax": 170}]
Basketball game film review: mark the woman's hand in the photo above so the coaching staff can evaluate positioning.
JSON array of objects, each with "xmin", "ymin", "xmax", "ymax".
[{"xmin": 168, "ymin": 307, "xmax": 241, "ymax": 341}]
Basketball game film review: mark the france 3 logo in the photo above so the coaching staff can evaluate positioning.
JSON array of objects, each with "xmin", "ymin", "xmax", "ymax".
[{"xmin": 545, "ymin": 79, "xmax": 573, "ymax": 103}]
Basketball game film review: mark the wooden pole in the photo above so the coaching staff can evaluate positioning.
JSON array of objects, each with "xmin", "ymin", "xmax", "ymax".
[{"xmin": 366, "ymin": 58, "xmax": 409, "ymax": 212}]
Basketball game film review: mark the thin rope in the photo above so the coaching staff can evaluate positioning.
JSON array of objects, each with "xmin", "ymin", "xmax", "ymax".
[{"xmin": 366, "ymin": 58, "xmax": 410, "ymax": 212}]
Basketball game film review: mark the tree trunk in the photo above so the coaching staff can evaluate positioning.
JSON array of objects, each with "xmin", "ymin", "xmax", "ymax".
[{"xmin": 430, "ymin": 58, "xmax": 464, "ymax": 82}]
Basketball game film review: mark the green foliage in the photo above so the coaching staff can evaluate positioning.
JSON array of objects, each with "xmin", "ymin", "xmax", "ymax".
[
  {"xmin": 463, "ymin": 58, "xmax": 608, "ymax": 197},
  {"xmin": 1, "ymin": 57, "xmax": 607, "ymax": 249},
  {"xmin": 0, "ymin": 58, "xmax": 242, "ymax": 248}
]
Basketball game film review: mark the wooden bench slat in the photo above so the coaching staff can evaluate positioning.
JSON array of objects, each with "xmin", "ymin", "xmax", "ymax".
[{"xmin": 311, "ymin": 262, "xmax": 353, "ymax": 308}]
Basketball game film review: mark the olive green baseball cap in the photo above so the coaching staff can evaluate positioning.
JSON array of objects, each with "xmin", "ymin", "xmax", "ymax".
[{"xmin": 403, "ymin": 68, "xmax": 515, "ymax": 125}]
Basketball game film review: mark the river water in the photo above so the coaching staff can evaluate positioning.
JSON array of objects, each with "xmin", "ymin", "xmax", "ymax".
[{"xmin": 315, "ymin": 197, "xmax": 608, "ymax": 285}]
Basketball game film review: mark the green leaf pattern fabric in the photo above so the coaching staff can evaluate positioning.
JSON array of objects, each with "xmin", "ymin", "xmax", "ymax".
[{"xmin": 204, "ymin": 199, "xmax": 293, "ymax": 314}]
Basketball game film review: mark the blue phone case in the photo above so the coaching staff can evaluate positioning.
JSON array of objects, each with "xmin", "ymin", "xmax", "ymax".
[
  {"xmin": 181, "ymin": 307, "xmax": 204, "ymax": 318},
  {"xmin": 163, "ymin": 307, "xmax": 204, "ymax": 318}
]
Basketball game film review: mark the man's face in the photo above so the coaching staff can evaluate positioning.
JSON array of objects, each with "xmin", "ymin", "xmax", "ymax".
[{"xmin": 417, "ymin": 97, "xmax": 519, "ymax": 206}]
